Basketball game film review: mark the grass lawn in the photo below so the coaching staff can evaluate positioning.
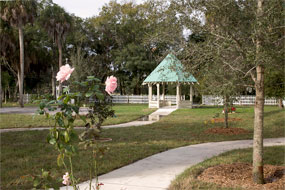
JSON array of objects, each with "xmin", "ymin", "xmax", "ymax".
[
  {"xmin": 1, "ymin": 102, "xmax": 39, "ymax": 107},
  {"xmin": 169, "ymin": 146, "xmax": 285, "ymax": 190},
  {"xmin": 1, "ymin": 106, "xmax": 284, "ymax": 189},
  {"xmin": 0, "ymin": 104, "xmax": 156, "ymax": 129}
]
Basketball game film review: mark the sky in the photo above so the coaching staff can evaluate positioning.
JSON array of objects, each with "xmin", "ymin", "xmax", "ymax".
[{"xmin": 53, "ymin": 0, "xmax": 145, "ymax": 18}]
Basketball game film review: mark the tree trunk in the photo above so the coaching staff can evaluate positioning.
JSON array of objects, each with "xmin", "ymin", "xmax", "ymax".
[
  {"xmin": 18, "ymin": 26, "xmax": 24, "ymax": 107},
  {"xmin": 51, "ymin": 65, "xmax": 56, "ymax": 98},
  {"xmin": 278, "ymin": 98, "xmax": 284, "ymax": 109},
  {"xmin": 4, "ymin": 88, "xmax": 7, "ymax": 104},
  {"xmin": 14, "ymin": 72, "xmax": 19, "ymax": 101},
  {"xmin": 252, "ymin": 0, "xmax": 265, "ymax": 184},
  {"xmin": 0, "ymin": 62, "xmax": 2, "ymax": 108},
  {"xmin": 224, "ymin": 96, "xmax": 229, "ymax": 128},
  {"xmin": 119, "ymin": 79, "xmax": 123, "ymax": 95},
  {"xmin": 58, "ymin": 40, "xmax": 63, "ymax": 97},
  {"xmin": 7, "ymin": 84, "xmax": 10, "ymax": 101},
  {"xmin": 253, "ymin": 66, "xmax": 265, "ymax": 184}
]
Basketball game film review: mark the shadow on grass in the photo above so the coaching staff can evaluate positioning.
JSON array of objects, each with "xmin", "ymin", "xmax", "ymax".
[{"xmin": 264, "ymin": 109, "xmax": 284, "ymax": 118}]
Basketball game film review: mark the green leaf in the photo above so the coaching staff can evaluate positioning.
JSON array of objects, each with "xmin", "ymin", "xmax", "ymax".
[
  {"xmin": 70, "ymin": 131, "xmax": 78, "ymax": 141},
  {"xmin": 79, "ymin": 115, "xmax": 87, "ymax": 123},
  {"xmin": 73, "ymin": 92, "xmax": 82, "ymax": 97},
  {"xmin": 42, "ymin": 171, "xmax": 49, "ymax": 178},
  {"xmin": 63, "ymin": 86, "xmax": 70, "ymax": 93},
  {"xmin": 93, "ymin": 85, "xmax": 100, "ymax": 91},
  {"xmin": 57, "ymin": 118, "xmax": 65, "ymax": 127},
  {"xmin": 85, "ymin": 92, "xmax": 93, "ymax": 97},
  {"xmin": 54, "ymin": 130, "xmax": 59, "ymax": 140},
  {"xmin": 65, "ymin": 145, "xmax": 74, "ymax": 154},
  {"xmin": 72, "ymin": 106, "xmax": 79, "ymax": 114},
  {"xmin": 47, "ymin": 100, "xmax": 56, "ymax": 105},
  {"xmin": 63, "ymin": 96, "xmax": 71, "ymax": 104},
  {"xmin": 33, "ymin": 179, "xmax": 40, "ymax": 187},
  {"xmin": 39, "ymin": 102, "xmax": 45, "ymax": 109},
  {"xmin": 87, "ymin": 76, "xmax": 95, "ymax": 80},
  {"xmin": 95, "ymin": 92, "xmax": 104, "ymax": 100},
  {"xmin": 49, "ymin": 138, "xmax": 56, "ymax": 145},
  {"xmin": 64, "ymin": 131, "xmax": 70, "ymax": 143},
  {"xmin": 57, "ymin": 154, "xmax": 64, "ymax": 167}
]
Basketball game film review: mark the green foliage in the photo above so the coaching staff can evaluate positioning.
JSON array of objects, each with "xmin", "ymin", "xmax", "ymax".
[
  {"xmin": 0, "ymin": 0, "xmax": 37, "ymax": 28},
  {"xmin": 39, "ymin": 2, "xmax": 72, "ymax": 46},
  {"xmin": 265, "ymin": 68, "xmax": 285, "ymax": 99}
]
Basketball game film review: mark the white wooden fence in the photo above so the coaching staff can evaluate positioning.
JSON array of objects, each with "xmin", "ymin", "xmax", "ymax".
[
  {"xmin": 23, "ymin": 94, "xmax": 184, "ymax": 104},
  {"xmin": 23, "ymin": 94, "xmax": 282, "ymax": 106},
  {"xmin": 202, "ymin": 95, "xmax": 283, "ymax": 106}
]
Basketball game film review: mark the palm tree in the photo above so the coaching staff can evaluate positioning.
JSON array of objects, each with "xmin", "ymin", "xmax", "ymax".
[
  {"xmin": 0, "ymin": 0, "xmax": 37, "ymax": 107},
  {"xmin": 39, "ymin": 3, "xmax": 72, "ymax": 96}
]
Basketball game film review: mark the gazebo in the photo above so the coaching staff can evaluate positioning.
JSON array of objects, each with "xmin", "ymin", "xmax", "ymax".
[{"xmin": 142, "ymin": 54, "xmax": 198, "ymax": 109}]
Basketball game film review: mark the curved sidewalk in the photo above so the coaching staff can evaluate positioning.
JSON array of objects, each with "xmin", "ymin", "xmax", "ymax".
[
  {"xmin": 0, "ymin": 106, "xmax": 177, "ymax": 133},
  {"xmin": 61, "ymin": 137, "xmax": 285, "ymax": 190}
]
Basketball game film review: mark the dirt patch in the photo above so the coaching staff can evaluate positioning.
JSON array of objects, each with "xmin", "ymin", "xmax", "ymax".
[
  {"xmin": 211, "ymin": 118, "xmax": 242, "ymax": 123},
  {"xmin": 205, "ymin": 127, "xmax": 249, "ymax": 135},
  {"xmin": 198, "ymin": 163, "xmax": 285, "ymax": 190}
]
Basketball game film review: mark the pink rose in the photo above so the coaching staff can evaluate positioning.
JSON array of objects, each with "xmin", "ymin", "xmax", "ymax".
[
  {"xmin": 62, "ymin": 172, "xmax": 70, "ymax": 185},
  {"xmin": 56, "ymin": 64, "xmax": 74, "ymax": 83},
  {"xmin": 105, "ymin": 76, "xmax": 117, "ymax": 95}
]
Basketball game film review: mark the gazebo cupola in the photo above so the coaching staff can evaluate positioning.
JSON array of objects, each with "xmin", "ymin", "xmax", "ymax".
[{"xmin": 142, "ymin": 54, "xmax": 198, "ymax": 109}]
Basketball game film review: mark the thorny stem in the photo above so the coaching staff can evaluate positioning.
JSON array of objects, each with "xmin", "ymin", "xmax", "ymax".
[
  {"xmin": 60, "ymin": 152, "xmax": 69, "ymax": 190},
  {"xmin": 69, "ymin": 156, "xmax": 78, "ymax": 190},
  {"xmin": 94, "ymin": 143, "xmax": 99, "ymax": 190},
  {"xmin": 89, "ymin": 150, "xmax": 93, "ymax": 190}
]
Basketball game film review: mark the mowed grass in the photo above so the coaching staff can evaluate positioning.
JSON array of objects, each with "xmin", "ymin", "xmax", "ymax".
[
  {"xmin": 169, "ymin": 146, "xmax": 285, "ymax": 190},
  {"xmin": 1, "ymin": 106, "xmax": 284, "ymax": 189},
  {"xmin": 1, "ymin": 102, "xmax": 39, "ymax": 107},
  {"xmin": 0, "ymin": 104, "xmax": 156, "ymax": 129}
]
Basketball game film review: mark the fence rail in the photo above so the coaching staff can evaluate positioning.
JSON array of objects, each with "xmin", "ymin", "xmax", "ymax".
[{"xmin": 202, "ymin": 95, "xmax": 283, "ymax": 106}]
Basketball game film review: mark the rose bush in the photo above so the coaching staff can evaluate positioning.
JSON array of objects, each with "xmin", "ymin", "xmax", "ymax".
[{"xmin": 35, "ymin": 64, "xmax": 117, "ymax": 190}]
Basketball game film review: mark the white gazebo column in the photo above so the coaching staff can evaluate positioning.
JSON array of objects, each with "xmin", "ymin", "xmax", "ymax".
[
  {"xmin": 190, "ymin": 84, "xmax": 193, "ymax": 108},
  {"xmin": 148, "ymin": 83, "xmax": 152, "ymax": 108},
  {"xmin": 157, "ymin": 83, "xmax": 160, "ymax": 108},
  {"xmin": 162, "ymin": 83, "xmax": 165, "ymax": 100},
  {"xmin": 176, "ymin": 83, "xmax": 181, "ymax": 109}
]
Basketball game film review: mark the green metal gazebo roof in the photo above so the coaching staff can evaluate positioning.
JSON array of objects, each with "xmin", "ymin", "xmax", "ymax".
[{"xmin": 143, "ymin": 54, "xmax": 197, "ymax": 84}]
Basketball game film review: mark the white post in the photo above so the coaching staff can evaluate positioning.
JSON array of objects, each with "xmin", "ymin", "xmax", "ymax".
[
  {"xmin": 157, "ymin": 83, "xmax": 160, "ymax": 108},
  {"xmin": 148, "ymin": 84, "xmax": 152, "ymax": 108},
  {"xmin": 162, "ymin": 83, "xmax": 165, "ymax": 100},
  {"xmin": 190, "ymin": 84, "xmax": 193, "ymax": 108},
  {"xmin": 176, "ymin": 83, "xmax": 180, "ymax": 109}
]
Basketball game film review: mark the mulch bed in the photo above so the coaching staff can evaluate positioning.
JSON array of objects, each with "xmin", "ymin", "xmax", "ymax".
[
  {"xmin": 198, "ymin": 163, "xmax": 285, "ymax": 190},
  {"xmin": 205, "ymin": 127, "xmax": 249, "ymax": 135}
]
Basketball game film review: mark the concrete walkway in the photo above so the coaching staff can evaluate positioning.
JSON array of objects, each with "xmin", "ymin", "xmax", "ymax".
[
  {"xmin": 0, "ymin": 106, "xmax": 177, "ymax": 133},
  {"xmin": 60, "ymin": 137, "xmax": 285, "ymax": 190}
]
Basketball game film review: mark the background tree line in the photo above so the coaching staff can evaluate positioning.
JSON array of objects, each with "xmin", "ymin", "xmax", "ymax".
[
  {"xmin": 0, "ymin": 0, "xmax": 185, "ymax": 107},
  {"xmin": 0, "ymin": 0, "xmax": 283, "ymax": 108}
]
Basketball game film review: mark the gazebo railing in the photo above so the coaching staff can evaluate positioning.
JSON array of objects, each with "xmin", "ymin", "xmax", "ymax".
[{"xmin": 110, "ymin": 95, "xmax": 185, "ymax": 104}]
